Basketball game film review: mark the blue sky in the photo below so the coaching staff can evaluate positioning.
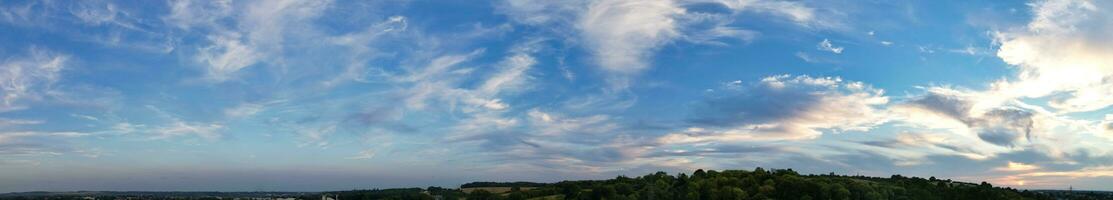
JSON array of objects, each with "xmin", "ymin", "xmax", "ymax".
[{"xmin": 2, "ymin": 0, "xmax": 1113, "ymax": 192}]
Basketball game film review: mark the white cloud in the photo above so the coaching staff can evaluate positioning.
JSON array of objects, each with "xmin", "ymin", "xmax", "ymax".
[
  {"xmin": 679, "ymin": 13, "xmax": 759, "ymax": 46},
  {"xmin": 559, "ymin": 65, "xmax": 575, "ymax": 81},
  {"xmin": 438, "ymin": 53, "xmax": 543, "ymax": 143},
  {"xmin": 0, "ymin": 1, "xmax": 37, "ymax": 24},
  {"xmin": 949, "ymin": 46, "xmax": 984, "ymax": 56},
  {"xmin": 889, "ymin": 86, "xmax": 1108, "ymax": 161},
  {"xmin": 195, "ymin": 34, "xmax": 261, "ymax": 82},
  {"xmin": 352, "ymin": 47, "xmax": 542, "ymax": 148},
  {"xmin": 293, "ymin": 122, "xmax": 337, "ymax": 148},
  {"xmin": 164, "ymin": 0, "xmax": 233, "ymax": 30},
  {"xmin": 224, "ymin": 103, "xmax": 264, "ymax": 118},
  {"xmin": 68, "ymin": 1, "xmax": 149, "ymax": 32},
  {"xmin": 323, "ymin": 16, "xmax": 408, "ymax": 87},
  {"xmin": 992, "ymin": 0, "xmax": 1113, "ymax": 113},
  {"xmin": 476, "ymin": 54, "xmax": 536, "ymax": 100},
  {"xmin": 239, "ymin": 0, "xmax": 331, "ymax": 49},
  {"xmin": 69, "ymin": 2, "xmax": 122, "ymax": 26},
  {"xmin": 0, "ymin": 48, "xmax": 68, "ymax": 112},
  {"xmin": 0, "ymin": 118, "xmax": 44, "ymax": 127},
  {"xmin": 817, "ymin": 39, "xmax": 844, "ymax": 54},
  {"xmin": 496, "ymin": 0, "xmax": 587, "ymax": 25},
  {"xmin": 712, "ymin": 0, "xmax": 820, "ymax": 27},
  {"xmin": 918, "ymin": 46, "xmax": 936, "ymax": 54},
  {"xmin": 527, "ymin": 109, "xmax": 618, "ymax": 136},
  {"xmin": 857, "ymin": 1, "xmax": 1113, "ymax": 171},
  {"xmin": 578, "ymin": 0, "xmax": 683, "ymax": 75},
  {"xmin": 146, "ymin": 105, "xmax": 224, "ymax": 140},
  {"xmin": 501, "ymin": 0, "xmax": 826, "ymax": 89},
  {"xmin": 174, "ymin": 0, "xmax": 332, "ymax": 82},
  {"xmin": 392, "ymin": 49, "xmax": 537, "ymax": 113},
  {"xmin": 152, "ymin": 121, "xmax": 224, "ymax": 141},
  {"xmin": 883, "ymin": 132, "xmax": 1000, "ymax": 161},
  {"xmin": 794, "ymin": 52, "xmax": 820, "ymax": 63},
  {"xmin": 2, "ymin": 1, "xmax": 175, "ymax": 53},
  {"xmin": 1102, "ymin": 114, "xmax": 1113, "ymax": 139},
  {"xmin": 346, "ymin": 149, "xmax": 375, "ymax": 160},
  {"xmin": 0, "ymin": 131, "xmax": 90, "ymax": 158},
  {"xmin": 110, "ymin": 122, "xmax": 141, "ymax": 134},
  {"xmin": 70, "ymin": 114, "xmax": 99, "ymax": 121}
]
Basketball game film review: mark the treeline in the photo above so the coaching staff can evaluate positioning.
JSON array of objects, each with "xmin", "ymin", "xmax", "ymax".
[
  {"xmin": 462, "ymin": 182, "xmax": 548, "ymax": 188},
  {"xmin": 319, "ymin": 188, "xmax": 449, "ymax": 200},
  {"xmin": 0, "ymin": 191, "xmax": 308, "ymax": 200},
  {"xmin": 320, "ymin": 168, "xmax": 1060, "ymax": 200},
  {"xmin": 8, "ymin": 168, "xmax": 1094, "ymax": 200},
  {"xmin": 1034, "ymin": 190, "xmax": 1113, "ymax": 200},
  {"xmin": 526, "ymin": 168, "xmax": 1052, "ymax": 200}
]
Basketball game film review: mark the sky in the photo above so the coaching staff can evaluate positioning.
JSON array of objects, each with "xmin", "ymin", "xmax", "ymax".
[{"xmin": 1, "ymin": 0, "xmax": 1113, "ymax": 192}]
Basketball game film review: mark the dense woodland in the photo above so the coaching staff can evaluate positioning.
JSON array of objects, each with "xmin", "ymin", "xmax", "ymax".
[
  {"xmin": 4, "ymin": 168, "xmax": 1110, "ymax": 200},
  {"xmin": 317, "ymin": 168, "xmax": 1102, "ymax": 200}
]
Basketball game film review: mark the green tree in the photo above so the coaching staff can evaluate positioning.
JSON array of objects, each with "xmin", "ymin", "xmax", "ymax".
[
  {"xmin": 508, "ymin": 191, "xmax": 526, "ymax": 200},
  {"xmin": 719, "ymin": 187, "xmax": 747, "ymax": 200},
  {"xmin": 467, "ymin": 190, "xmax": 500, "ymax": 200},
  {"xmin": 561, "ymin": 183, "xmax": 582, "ymax": 200},
  {"xmin": 830, "ymin": 185, "xmax": 851, "ymax": 200}
]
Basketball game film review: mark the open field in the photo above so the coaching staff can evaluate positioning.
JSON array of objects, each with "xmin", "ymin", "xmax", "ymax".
[
  {"xmin": 526, "ymin": 194, "xmax": 563, "ymax": 200},
  {"xmin": 460, "ymin": 187, "xmax": 535, "ymax": 194}
]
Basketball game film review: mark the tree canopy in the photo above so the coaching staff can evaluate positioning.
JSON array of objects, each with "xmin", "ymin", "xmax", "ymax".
[{"xmin": 308, "ymin": 168, "xmax": 1065, "ymax": 200}]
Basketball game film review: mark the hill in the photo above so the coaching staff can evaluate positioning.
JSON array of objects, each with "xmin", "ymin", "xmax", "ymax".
[
  {"xmin": 3, "ymin": 168, "xmax": 1108, "ymax": 199},
  {"xmin": 0, "ymin": 191, "xmax": 309, "ymax": 199},
  {"xmin": 313, "ymin": 168, "xmax": 1075, "ymax": 200}
]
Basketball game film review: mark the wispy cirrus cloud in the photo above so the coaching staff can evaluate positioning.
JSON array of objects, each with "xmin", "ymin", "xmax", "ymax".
[
  {"xmin": 169, "ymin": 0, "xmax": 332, "ymax": 82},
  {"xmin": 143, "ymin": 105, "xmax": 224, "ymax": 141},
  {"xmin": 346, "ymin": 149, "xmax": 376, "ymax": 160},
  {"xmin": 709, "ymin": 0, "xmax": 826, "ymax": 27},
  {"xmin": 0, "ymin": 48, "xmax": 68, "ymax": 112},
  {"xmin": 501, "ymin": 0, "xmax": 831, "ymax": 88},
  {"xmin": 0, "ymin": 131, "xmax": 92, "ymax": 165},
  {"xmin": 0, "ymin": 118, "xmax": 44, "ymax": 127}
]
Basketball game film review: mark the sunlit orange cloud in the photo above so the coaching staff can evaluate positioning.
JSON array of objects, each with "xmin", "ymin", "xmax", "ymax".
[
  {"xmin": 994, "ymin": 161, "xmax": 1040, "ymax": 172},
  {"xmin": 1019, "ymin": 166, "xmax": 1113, "ymax": 178},
  {"xmin": 987, "ymin": 175, "xmax": 1059, "ymax": 189}
]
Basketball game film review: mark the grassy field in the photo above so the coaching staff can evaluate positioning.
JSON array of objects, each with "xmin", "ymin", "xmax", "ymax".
[
  {"xmin": 460, "ymin": 187, "xmax": 535, "ymax": 194},
  {"xmin": 526, "ymin": 194, "xmax": 563, "ymax": 200}
]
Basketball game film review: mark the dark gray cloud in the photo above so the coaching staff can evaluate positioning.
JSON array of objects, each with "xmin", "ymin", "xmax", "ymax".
[
  {"xmin": 678, "ymin": 75, "xmax": 888, "ymax": 140},
  {"xmin": 854, "ymin": 137, "xmax": 982, "ymax": 157},
  {"xmin": 689, "ymin": 80, "xmax": 823, "ymax": 127},
  {"xmin": 644, "ymin": 144, "xmax": 783, "ymax": 158},
  {"xmin": 906, "ymin": 91, "xmax": 971, "ymax": 120},
  {"xmin": 977, "ymin": 130, "xmax": 1022, "ymax": 147},
  {"xmin": 973, "ymin": 109, "xmax": 1034, "ymax": 146},
  {"xmin": 905, "ymin": 90, "xmax": 1035, "ymax": 147}
]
